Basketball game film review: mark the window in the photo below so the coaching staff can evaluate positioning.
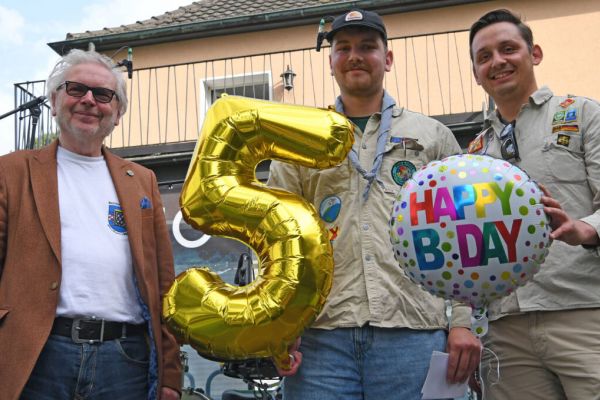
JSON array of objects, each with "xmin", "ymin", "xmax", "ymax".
[{"xmin": 200, "ymin": 72, "xmax": 272, "ymax": 121}]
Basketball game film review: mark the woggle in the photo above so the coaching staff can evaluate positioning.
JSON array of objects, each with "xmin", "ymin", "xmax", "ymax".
[
  {"xmin": 163, "ymin": 95, "xmax": 354, "ymax": 370},
  {"xmin": 390, "ymin": 154, "xmax": 550, "ymax": 336}
]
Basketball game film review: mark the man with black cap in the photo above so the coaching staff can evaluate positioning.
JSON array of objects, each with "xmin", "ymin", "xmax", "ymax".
[{"xmin": 268, "ymin": 8, "xmax": 481, "ymax": 399}]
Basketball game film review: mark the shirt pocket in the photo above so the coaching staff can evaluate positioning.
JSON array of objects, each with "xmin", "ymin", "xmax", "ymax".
[
  {"xmin": 380, "ymin": 138, "xmax": 427, "ymax": 197},
  {"xmin": 306, "ymin": 157, "xmax": 351, "ymax": 196},
  {"xmin": 541, "ymin": 133, "xmax": 586, "ymax": 183}
]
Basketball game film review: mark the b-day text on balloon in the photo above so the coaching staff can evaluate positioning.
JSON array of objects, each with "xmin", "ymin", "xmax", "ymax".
[{"xmin": 408, "ymin": 181, "xmax": 521, "ymax": 270}]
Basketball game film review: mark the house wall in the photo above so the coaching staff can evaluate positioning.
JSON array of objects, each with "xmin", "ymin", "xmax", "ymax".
[
  {"xmin": 96, "ymin": 1, "xmax": 600, "ymax": 384},
  {"xmin": 105, "ymin": 0, "xmax": 600, "ymax": 148},
  {"xmin": 128, "ymin": 0, "xmax": 600, "ymax": 98},
  {"xmin": 388, "ymin": 0, "xmax": 600, "ymax": 99}
]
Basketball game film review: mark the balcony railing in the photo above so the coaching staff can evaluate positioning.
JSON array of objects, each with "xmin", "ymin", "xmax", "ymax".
[
  {"xmin": 12, "ymin": 29, "xmax": 488, "ymax": 152},
  {"xmin": 7, "ymin": 82, "xmax": 56, "ymax": 151}
]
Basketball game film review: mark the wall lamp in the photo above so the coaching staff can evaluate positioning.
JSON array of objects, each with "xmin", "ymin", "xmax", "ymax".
[{"xmin": 281, "ymin": 65, "xmax": 296, "ymax": 91}]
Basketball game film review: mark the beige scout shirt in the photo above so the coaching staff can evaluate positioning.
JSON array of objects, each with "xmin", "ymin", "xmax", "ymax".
[
  {"xmin": 268, "ymin": 106, "xmax": 472, "ymax": 330},
  {"xmin": 469, "ymin": 86, "xmax": 600, "ymax": 320}
]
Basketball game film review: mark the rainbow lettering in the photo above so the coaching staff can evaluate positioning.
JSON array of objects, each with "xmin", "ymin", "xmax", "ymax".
[{"xmin": 409, "ymin": 181, "xmax": 521, "ymax": 271}]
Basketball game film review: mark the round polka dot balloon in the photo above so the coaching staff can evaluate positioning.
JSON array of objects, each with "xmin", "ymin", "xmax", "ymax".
[{"xmin": 389, "ymin": 154, "xmax": 550, "ymax": 327}]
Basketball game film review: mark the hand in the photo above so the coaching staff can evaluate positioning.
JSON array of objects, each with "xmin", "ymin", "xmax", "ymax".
[
  {"xmin": 445, "ymin": 327, "xmax": 481, "ymax": 384},
  {"xmin": 540, "ymin": 185, "xmax": 600, "ymax": 246},
  {"xmin": 160, "ymin": 386, "xmax": 180, "ymax": 400},
  {"xmin": 276, "ymin": 337, "xmax": 302, "ymax": 377}
]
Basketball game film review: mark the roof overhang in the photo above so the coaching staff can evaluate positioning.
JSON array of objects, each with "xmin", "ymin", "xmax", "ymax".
[{"xmin": 48, "ymin": 0, "xmax": 490, "ymax": 54}]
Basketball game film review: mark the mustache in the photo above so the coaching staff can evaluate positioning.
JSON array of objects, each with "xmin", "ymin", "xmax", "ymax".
[{"xmin": 346, "ymin": 62, "xmax": 368, "ymax": 71}]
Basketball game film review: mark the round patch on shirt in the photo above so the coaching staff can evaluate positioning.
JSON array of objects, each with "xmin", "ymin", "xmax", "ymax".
[
  {"xmin": 391, "ymin": 161, "xmax": 416, "ymax": 186},
  {"xmin": 319, "ymin": 195, "xmax": 342, "ymax": 223}
]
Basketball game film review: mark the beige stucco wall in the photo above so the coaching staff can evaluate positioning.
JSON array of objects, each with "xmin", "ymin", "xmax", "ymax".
[
  {"xmin": 106, "ymin": 0, "xmax": 600, "ymax": 148},
  {"xmin": 384, "ymin": 0, "xmax": 600, "ymax": 100}
]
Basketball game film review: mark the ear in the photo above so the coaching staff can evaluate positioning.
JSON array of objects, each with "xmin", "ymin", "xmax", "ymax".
[
  {"xmin": 385, "ymin": 49, "xmax": 393, "ymax": 72},
  {"xmin": 114, "ymin": 108, "xmax": 122, "ymax": 127},
  {"xmin": 531, "ymin": 44, "xmax": 543, "ymax": 66},
  {"xmin": 50, "ymin": 92, "xmax": 57, "ymax": 116}
]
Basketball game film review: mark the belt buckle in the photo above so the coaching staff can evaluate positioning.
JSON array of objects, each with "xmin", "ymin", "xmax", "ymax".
[{"xmin": 71, "ymin": 317, "xmax": 105, "ymax": 344}]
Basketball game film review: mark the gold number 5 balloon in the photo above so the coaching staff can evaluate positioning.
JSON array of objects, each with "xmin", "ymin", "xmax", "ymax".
[{"xmin": 162, "ymin": 95, "xmax": 353, "ymax": 370}]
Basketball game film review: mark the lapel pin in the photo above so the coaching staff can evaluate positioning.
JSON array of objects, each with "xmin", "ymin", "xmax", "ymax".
[{"xmin": 126, "ymin": 169, "xmax": 134, "ymax": 176}]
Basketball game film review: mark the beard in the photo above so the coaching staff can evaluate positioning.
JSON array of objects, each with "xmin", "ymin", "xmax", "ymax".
[{"xmin": 54, "ymin": 103, "xmax": 117, "ymax": 145}]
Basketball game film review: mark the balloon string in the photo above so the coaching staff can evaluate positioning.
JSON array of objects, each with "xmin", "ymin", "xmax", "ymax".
[{"xmin": 478, "ymin": 346, "xmax": 500, "ymax": 399}]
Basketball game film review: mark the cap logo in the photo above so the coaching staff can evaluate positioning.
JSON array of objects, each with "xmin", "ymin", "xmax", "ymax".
[{"xmin": 345, "ymin": 11, "xmax": 364, "ymax": 21}]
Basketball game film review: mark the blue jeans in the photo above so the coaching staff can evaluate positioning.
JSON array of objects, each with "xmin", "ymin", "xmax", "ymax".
[
  {"xmin": 283, "ymin": 326, "xmax": 447, "ymax": 400},
  {"xmin": 20, "ymin": 334, "xmax": 149, "ymax": 400}
]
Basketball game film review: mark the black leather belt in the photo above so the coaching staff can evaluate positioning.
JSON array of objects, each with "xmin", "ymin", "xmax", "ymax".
[{"xmin": 51, "ymin": 316, "xmax": 146, "ymax": 344}]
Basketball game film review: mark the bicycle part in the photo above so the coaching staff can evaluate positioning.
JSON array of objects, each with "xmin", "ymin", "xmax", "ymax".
[{"xmin": 222, "ymin": 358, "xmax": 280, "ymax": 380}]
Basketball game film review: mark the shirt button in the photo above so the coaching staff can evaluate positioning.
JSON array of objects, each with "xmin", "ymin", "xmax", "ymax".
[
  {"xmin": 362, "ymin": 143, "xmax": 367, "ymax": 149},
  {"xmin": 365, "ymin": 255, "xmax": 372, "ymax": 261},
  {"xmin": 362, "ymin": 224, "xmax": 369, "ymax": 231},
  {"xmin": 50, "ymin": 281, "xmax": 59, "ymax": 290}
]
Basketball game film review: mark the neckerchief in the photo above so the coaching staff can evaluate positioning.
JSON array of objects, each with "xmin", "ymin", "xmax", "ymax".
[{"xmin": 335, "ymin": 91, "xmax": 396, "ymax": 201}]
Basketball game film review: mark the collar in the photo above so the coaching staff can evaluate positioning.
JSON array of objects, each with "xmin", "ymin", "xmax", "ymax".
[
  {"xmin": 529, "ymin": 86, "xmax": 554, "ymax": 106},
  {"xmin": 485, "ymin": 86, "xmax": 554, "ymax": 129}
]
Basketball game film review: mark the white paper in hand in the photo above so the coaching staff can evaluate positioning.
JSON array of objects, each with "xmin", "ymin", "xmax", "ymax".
[{"xmin": 421, "ymin": 351, "xmax": 468, "ymax": 399}]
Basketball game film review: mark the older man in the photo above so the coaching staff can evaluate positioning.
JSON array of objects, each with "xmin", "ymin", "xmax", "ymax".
[
  {"xmin": 468, "ymin": 9, "xmax": 600, "ymax": 399},
  {"xmin": 0, "ymin": 49, "xmax": 181, "ymax": 399}
]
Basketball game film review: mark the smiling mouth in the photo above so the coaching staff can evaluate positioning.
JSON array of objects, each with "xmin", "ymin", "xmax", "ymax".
[
  {"xmin": 490, "ymin": 70, "xmax": 513, "ymax": 80},
  {"xmin": 75, "ymin": 112, "xmax": 100, "ymax": 118}
]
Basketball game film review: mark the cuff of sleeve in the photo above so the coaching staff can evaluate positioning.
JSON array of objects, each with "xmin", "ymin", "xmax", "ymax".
[
  {"xmin": 580, "ymin": 214, "xmax": 600, "ymax": 256},
  {"xmin": 449, "ymin": 302, "xmax": 472, "ymax": 329}
]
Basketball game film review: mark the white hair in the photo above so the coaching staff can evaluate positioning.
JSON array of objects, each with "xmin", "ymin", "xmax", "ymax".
[{"xmin": 46, "ymin": 49, "xmax": 128, "ymax": 115}]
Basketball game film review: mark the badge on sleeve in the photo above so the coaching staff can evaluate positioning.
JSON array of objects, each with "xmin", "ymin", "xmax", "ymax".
[
  {"xmin": 319, "ymin": 195, "xmax": 342, "ymax": 223},
  {"xmin": 552, "ymin": 124, "xmax": 579, "ymax": 134},
  {"xmin": 557, "ymin": 134, "xmax": 571, "ymax": 147},
  {"xmin": 565, "ymin": 108, "xmax": 577, "ymax": 122},
  {"xmin": 328, "ymin": 226, "xmax": 340, "ymax": 242},
  {"xmin": 552, "ymin": 111, "xmax": 566, "ymax": 125},
  {"xmin": 560, "ymin": 98, "xmax": 575, "ymax": 108}
]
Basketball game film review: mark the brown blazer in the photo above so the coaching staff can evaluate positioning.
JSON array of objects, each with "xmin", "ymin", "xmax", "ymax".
[{"xmin": 0, "ymin": 141, "xmax": 182, "ymax": 399}]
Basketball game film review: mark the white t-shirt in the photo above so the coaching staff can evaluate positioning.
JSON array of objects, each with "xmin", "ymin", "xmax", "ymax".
[{"xmin": 55, "ymin": 146, "xmax": 144, "ymax": 323}]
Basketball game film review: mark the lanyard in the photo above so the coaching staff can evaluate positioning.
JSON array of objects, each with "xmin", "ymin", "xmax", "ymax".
[{"xmin": 335, "ymin": 91, "xmax": 396, "ymax": 201}]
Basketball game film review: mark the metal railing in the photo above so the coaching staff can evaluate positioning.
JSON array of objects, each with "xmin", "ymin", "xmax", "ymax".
[
  {"xmin": 12, "ymin": 29, "xmax": 487, "ymax": 152},
  {"xmin": 6, "ymin": 82, "xmax": 56, "ymax": 151}
]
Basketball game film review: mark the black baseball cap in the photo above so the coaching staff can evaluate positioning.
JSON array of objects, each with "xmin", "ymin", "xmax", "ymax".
[{"xmin": 325, "ymin": 9, "xmax": 387, "ymax": 42}]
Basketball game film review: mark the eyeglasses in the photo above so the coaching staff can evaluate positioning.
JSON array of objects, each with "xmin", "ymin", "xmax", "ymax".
[
  {"xmin": 499, "ymin": 122, "xmax": 519, "ymax": 161},
  {"xmin": 57, "ymin": 81, "xmax": 118, "ymax": 103}
]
